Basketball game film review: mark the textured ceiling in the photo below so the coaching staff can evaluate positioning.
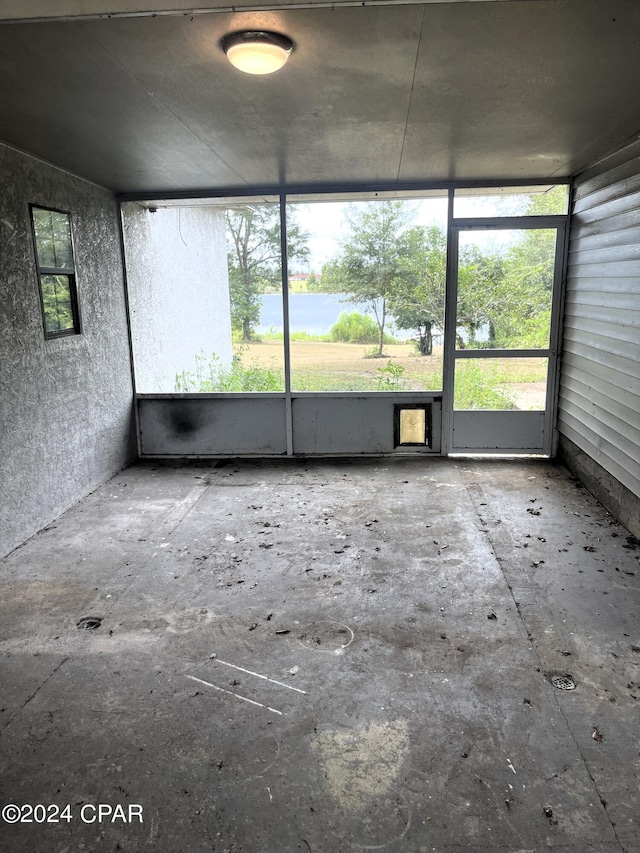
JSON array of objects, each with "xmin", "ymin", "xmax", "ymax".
[{"xmin": 0, "ymin": 0, "xmax": 639, "ymax": 193}]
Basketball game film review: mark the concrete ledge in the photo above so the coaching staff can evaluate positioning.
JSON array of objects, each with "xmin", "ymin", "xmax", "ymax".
[{"xmin": 558, "ymin": 434, "xmax": 640, "ymax": 538}]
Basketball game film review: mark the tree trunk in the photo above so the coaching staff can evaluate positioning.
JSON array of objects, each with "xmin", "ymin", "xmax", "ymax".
[
  {"xmin": 417, "ymin": 322, "xmax": 433, "ymax": 356},
  {"xmin": 242, "ymin": 315, "xmax": 252, "ymax": 341},
  {"xmin": 377, "ymin": 300, "xmax": 387, "ymax": 356},
  {"xmin": 242, "ymin": 272, "xmax": 252, "ymax": 341}
]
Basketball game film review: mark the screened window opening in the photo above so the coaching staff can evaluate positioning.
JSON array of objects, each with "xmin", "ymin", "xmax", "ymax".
[
  {"xmin": 455, "ymin": 229, "xmax": 557, "ymax": 351},
  {"xmin": 286, "ymin": 193, "xmax": 448, "ymax": 392},
  {"xmin": 121, "ymin": 182, "xmax": 568, "ymax": 416},
  {"xmin": 121, "ymin": 198, "xmax": 286, "ymax": 394},
  {"xmin": 453, "ymin": 184, "xmax": 569, "ymax": 218},
  {"xmin": 30, "ymin": 206, "xmax": 80, "ymax": 338},
  {"xmin": 453, "ymin": 357, "xmax": 549, "ymax": 411}
]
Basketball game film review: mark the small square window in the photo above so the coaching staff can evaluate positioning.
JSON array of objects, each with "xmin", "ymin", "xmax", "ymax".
[
  {"xmin": 394, "ymin": 405, "xmax": 432, "ymax": 447},
  {"xmin": 30, "ymin": 205, "xmax": 80, "ymax": 338}
]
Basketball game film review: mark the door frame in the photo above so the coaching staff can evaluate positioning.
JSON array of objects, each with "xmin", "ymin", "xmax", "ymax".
[{"xmin": 442, "ymin": 213, "xmax": 568, "ymax": 455}]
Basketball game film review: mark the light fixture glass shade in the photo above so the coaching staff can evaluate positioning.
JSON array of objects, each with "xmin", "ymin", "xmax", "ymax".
[{"xmin": 220, "ymin": 31, "xmax": 293, "ymax": 75}]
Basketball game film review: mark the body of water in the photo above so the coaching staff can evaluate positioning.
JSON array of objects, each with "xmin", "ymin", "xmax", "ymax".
[{"xmin": 257, "ymin": 292, "xmax": 417, "ymax": 338}]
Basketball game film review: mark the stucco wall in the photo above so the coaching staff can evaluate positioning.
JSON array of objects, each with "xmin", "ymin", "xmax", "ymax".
[
  {"xmin": 122, "ymin": 204, "xmax": 232, "ymax": 393},
  {"xmin": 0, "ymin": 144, "xmax": 135, "ymax": 559}
]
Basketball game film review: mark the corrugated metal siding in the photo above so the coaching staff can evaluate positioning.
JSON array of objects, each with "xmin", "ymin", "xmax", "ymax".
[{"xmin": 560, "ymin": 144, "xmax": 640, "ymax": 499}]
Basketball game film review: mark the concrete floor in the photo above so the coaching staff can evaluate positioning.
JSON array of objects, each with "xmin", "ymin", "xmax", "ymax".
[{"xmin": 0, "ymin": 458, "xmax": 639, "ymax": 853}]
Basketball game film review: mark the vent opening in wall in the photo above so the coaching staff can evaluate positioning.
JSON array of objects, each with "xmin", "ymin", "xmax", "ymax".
[{"xmin": 394, "ymin": 405, "xmax": 432, "ymax": 448}]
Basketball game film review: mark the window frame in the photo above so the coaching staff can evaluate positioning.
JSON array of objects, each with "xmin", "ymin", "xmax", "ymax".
[{"xmin": 29, "ymin": 203, "xmax": 81, "ymax": 340}]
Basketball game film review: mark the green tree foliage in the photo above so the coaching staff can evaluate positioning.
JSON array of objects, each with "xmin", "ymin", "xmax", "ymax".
[
  {"xmin": 305, "ymin": 272, "xmax": 322, "ymax": 292},
  {"xmin": 454, "ymin": 189, "xmax": 562, "ymax": 349},
  {"xmin": 41, "ymin": 276, "xmax": 74, "ymax": 334},
  {"xmin": 456, "ymin": 234, "xmax": 555, "ymax": 350},
  {"xmin": 495, "ymin": 232, "xmax": 554, "ymax": 347},
  {"xmin": 525, "ymin": 184, "xmax": 568, "ymax": 216},
  {"xmin": 492, "ymin": 189, "xmax": 562, "ymax": 347},
  {"xmin": 322, "ymin": 201, "xmax": 415, "ymax": 356},
  {"xmin": 226, "ymin": 205, "xmax": 309, "ymax": 341},
  {"xmin": 456, "ymin": 245, "xmax": 507, "ymax": 347},
  {"xmin": 387, "ymin": 225, "xmax": 446, "ymax": 355}
]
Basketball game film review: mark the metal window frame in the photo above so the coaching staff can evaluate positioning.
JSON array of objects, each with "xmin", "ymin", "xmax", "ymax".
[
  {"xmin": 29, "ymin": 203, "xmax": 81, "ymax": 340},
  {"xmin": 117, "ymin": 179, "xmax": 571, "ymax": 458}
]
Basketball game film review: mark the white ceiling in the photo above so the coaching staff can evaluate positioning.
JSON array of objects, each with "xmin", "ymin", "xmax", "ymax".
[{"xmin": 1, "ymin": 0, "xmax": 639, "ymax": 194}]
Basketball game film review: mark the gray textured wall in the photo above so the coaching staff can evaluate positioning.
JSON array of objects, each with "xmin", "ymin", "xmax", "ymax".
[
  {"xmin": 0, "ymin": 144, "xmax": 135, "ymax": 559},
  {"xmin": 122, "ymin": 204, "xmax": 232, "ymax": 393},
  {"xmin": 560, "ymin": 140, "xmax": 640, "ymax": 502}
]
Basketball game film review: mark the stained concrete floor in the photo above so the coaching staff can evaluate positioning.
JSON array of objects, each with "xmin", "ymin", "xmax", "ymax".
[{"xmin": 0, "ymin": 458, "xmax": 639, "ymax": 853}]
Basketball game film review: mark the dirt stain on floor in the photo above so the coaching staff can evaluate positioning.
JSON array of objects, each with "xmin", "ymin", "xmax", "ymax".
[{"xmin": 311, "ymin": 719, "xmax": 409, "ymax": 812}]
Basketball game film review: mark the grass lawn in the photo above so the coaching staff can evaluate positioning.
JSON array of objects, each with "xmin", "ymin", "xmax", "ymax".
[
  {"xmin": 239, "ymin": 340, "xmax": 547, "ymax": 407},
  {"xmin": 244, "ymin": 340, "xmax": 443, "ymax": 391}
]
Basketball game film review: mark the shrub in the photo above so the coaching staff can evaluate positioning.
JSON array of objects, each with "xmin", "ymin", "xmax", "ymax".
[
  {"xmin": 329, "ymin": 311, "xmax": 385, "ymax": 344},
  {"xmin": 175, "ymin": 350, "xmax": 283, "ymax": 393},
  {"xmin": 376, "ymin": 361, "xmax": 406, "ymax": 390},
  {"xmin": 454, "ymin": 362, "xmax": 515, "ymax": 410}
]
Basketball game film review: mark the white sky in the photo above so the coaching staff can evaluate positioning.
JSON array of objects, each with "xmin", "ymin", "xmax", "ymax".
[
  {"xmin": 289, "ymin": 196, "xmax": 532, "ymax": 272},
  {"xmin": 291, "ymin": 198, "xmax": 449, "ymax": 272}
]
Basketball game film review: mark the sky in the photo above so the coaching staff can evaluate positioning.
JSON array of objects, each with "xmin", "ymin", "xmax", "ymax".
[
  {"xmin": 288, "ymin": 193, "xmax": 537, "ymax": 272},
  {"xmin": 290, "ymin": 197, "xmax": 449, "ymax": 273}
]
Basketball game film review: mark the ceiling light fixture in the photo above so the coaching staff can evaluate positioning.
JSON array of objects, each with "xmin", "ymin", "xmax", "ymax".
[{"xmin": 220, "ymin": 30, "xmax": 294, "ymax": 75}]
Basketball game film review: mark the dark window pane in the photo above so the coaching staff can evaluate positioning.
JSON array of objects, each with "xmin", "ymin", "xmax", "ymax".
[
  {"xmin": 41, "ymin": 274, "xmax": 74, "ymax": 333},
  {"xmin": 50, "ymin": 211, "xmax": 73, "ymax": 268},
  {"xmin": 32, "ymin": 208, "xmax": 56, "ymax": 268},
  {"xmin": 32, "ymin": 208, "xmax": 73, "ymax": 269}
]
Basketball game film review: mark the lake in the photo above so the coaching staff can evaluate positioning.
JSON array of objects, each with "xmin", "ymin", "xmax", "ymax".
[{"xmin": 257, "ymin": 292, "xmax": 418, "ymax": 338}]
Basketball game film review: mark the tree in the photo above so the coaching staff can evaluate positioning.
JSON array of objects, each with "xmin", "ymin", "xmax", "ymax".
[
  {"xmin": 494, "ymin": 189, "xmax": 561, "ymax": 347},
  {"xmin": 322, "ymin": 201, "xmax": 415, "ymax": 357},
  {"xmin": 306, "ymin": 272, "xmax": 321, "ymax": 292},
  {"xmin": 456, "ymin": 245, "xmax": 506, "ymax": 347},
  {"xmin": 387, "ymin": 225, "xmax": 446, "ymax": 355},
  {"xmin": 226, "ymin": 206, "xmax": 309, "ymax": 341},
  {"xmin": 496, "ymin": 232, "xmax": 554, "ymax": 346},
  {"xmin": 456, "ymin": 188, "xmax": 563, "ymax": 348}
]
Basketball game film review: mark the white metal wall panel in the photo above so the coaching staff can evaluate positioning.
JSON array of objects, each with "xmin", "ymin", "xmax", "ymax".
[
  {"xmin": 137, "ymin": 394, "xmax": 442, "ymax": 456},
  {"xmin": 292, "ymin": 395, "xmax": 442, "ymax": 455},
  {"xmin": 452, "ymin": 411, "xmax": 545, "ymax": 452},
  {"xmin": 560, "ymin": 145, "xmax": 640, "ymax": 499},
  {"xmin": 138, "ymin": 396, "xmax": 287, "ymax": 456}
]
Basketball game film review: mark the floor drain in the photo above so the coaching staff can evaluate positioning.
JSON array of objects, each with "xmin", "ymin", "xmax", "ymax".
[
  {"xmin": 77, "ymin": 616, "xmax": 102, "ymax": 630},
  {"xmin": 550, "ymin": 674, "xmax": 576, "ymax": 690}
]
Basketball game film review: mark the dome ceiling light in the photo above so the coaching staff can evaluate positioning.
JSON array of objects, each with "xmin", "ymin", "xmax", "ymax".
[{"xmin": 220, "ymin": 30, "xmax": 294, "ymax": 75}]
